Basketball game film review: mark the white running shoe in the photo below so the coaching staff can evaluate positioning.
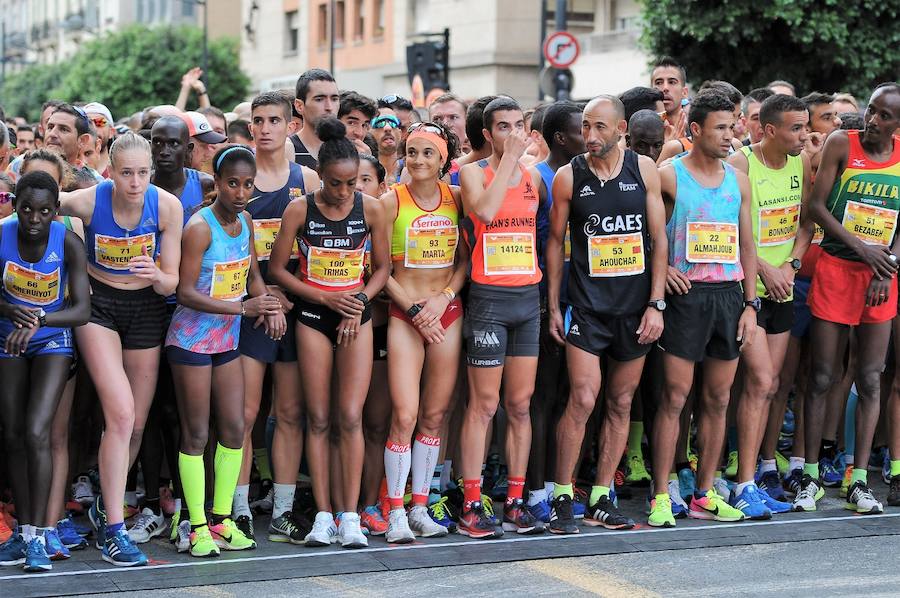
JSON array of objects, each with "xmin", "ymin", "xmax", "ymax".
[
  {"xmin": 408, "ymin": 506, "xmax": 448, "ymax": 538},
  {"xmin": 667, "ymin": 479, "xmax": 689, "ymax": 512},
  {"xmin": 338, "ymin": 512, "xmax": 368, "ymax": 549},
  {"xmin": 173, "ymin": 519, "xmax": 191, "ymax": 553},
  {"xmin": 72, "ymin": 476, "xmax": 94, "ymax": 506},
  {"xmin": 127, "ymin": 508, "xmax": 166, "ymax": 544},
  {"xmin": 846, "ymin": 481, "xmax": 883, "ymax": 514},
  {"xmin": 385, "ymin": 508, "xmax": 415, "ymax": 544},
  {"xmin": 304, "ymin": 511, "xmax": 338, "ymax": 547}
]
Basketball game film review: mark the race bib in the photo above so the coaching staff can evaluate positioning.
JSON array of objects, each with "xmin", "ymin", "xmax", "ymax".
[
  {"xmin": 3, "ymin": 262, "xmax": 60, "ymax": 306},
  {"xmin": 588, "ymin": 232, "xmax": 645, "ymax": 277},
  {"xmin": 483, "ymin": 232, "xmax": 535, "ymax": 276},
  {"xmin": 686, "ymin": 222, "xmax": 738, "ymax": 264},
  {"xmin": 842, "ymin": 200, "xmax": 898, "ymax": 247},
  {"xmin": 253, "ymin": 219, "xmax": 299, "ymax": 261},
  {"xmin": 210, "ymin": 256, "xmax": 250, "ymax": 301},
  {"xmin": 405, "ymin": 226, "xmax": 458, "ymax": 269},
  {"xmin": 812, "ymin": 223, "xmax": 824, "ymax": 245},
  {"xmin": 94, "ymin": 233, "xmax": 155, "ymax": 271},
  {"xmin": 307, "ymin": 246, "xmax": 365, "ymax": 287},
  {"xmin": 758, "ymin": 204, "xmax": 800, "ymax": 246}
]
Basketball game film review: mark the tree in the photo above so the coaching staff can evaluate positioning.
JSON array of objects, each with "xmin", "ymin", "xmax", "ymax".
[
  {"xmin": 1, "ymin": 25, "xmax": 249, "ymax": 123},
  {"xmin": 638, "ymin": 0, "xmax": 900, "ymax": 98}
]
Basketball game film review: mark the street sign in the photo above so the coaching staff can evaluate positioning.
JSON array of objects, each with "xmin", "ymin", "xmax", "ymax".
[{"xmin": 543, "ymin": 31, "xmax": 580, "ymax": 69}]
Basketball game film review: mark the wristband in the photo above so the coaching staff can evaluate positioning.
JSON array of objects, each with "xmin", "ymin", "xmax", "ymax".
[
  {"xmin": 406, "ymin": 303, "xmax": 423, "ymax": 318},
  {"xmin": 198, "ymin": 90, "xmax": 207, "ymax": 96},
  {"xmin": 354, "ymin": 292, "xmax": 370, "ymax": 308},
  {"xmin": 442, "ymin": 287, "xmax": 456, "ymax": 301},
  {"xmin": 240, "ymin": 298, "xmax": 247, "ymax": 317}
]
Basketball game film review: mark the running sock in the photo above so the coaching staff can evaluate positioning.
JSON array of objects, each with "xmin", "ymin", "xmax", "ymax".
[
  {"xmin": 264, "ymin": 415, "xmax": 277, "ymax": 472},
  {"xmin": 553, "ymin": 482, "xmax": 574, "ymax": 499},
  {"xmin": 544, "ymin": 481, "xmax": 554, "ymax": 496},
  {"xmin": 105, "ymin": 521, "xmax": 124, "ymax": 536},
  {"xmin": 759, "ymin": 459, "xmax": 777, "ymax": 474},
  {"xmin": 844, "ymin": 384, "xmax": 858, "ymax": 459},
  {"xmin": 480, "ymin": 463, "xmax": 486, "ymax": 487},
  {"xmin": 891, "ymin": 460, "xmax": 900, "ymax": 478},
  {"xmin": 22, "ymin": 524, "xmax": 35, "ymax": 541},
  {"xmin": 233, "ymin": 484, "xmax": 251, "ymax": 519},
  {"xmin": 528, "ymin": 488, "xmax": 547, "ymax": 507},
  {"xmin": 505, "ymin": 477, "xmax": 525, "ymax": 507},
  {"xmin": 212, "ymin": 444, "xmax": 243, "ymax": 517},
  {"xmin": 789, "ymin": 456, "xmax": 805, "ymax": 473},
  {"xmin": 411, "ymin": 433, "xmax": 441, "ymax": 506},
  {"xmin": 694, "ymin": 488, "xmax": 710, "ymax": 499},
  {"xmin": 440, "ymin": 459, "xmax": 452, "ymax": 491},
  {"xmin": 803, "ymin": 462, "xmax": 820, "ymax": 479},
  {"xmin": 384, "ymin": 441, "xmax": 411, "ymax": 509},
  {"xmin": 273, "ymin": 483, "xmax": 296, "ymax": 518},
  {"xmin": 210, "ymin": 513, "xmax": 227, "ymax": 526},
  {"xmin": 431, "ymin": 463, "xmax": 443, "ymax": 493},
  {"xmin": 253, "ymin": 448, "xmax": 273, "ymax": 483},
  {"xmin": 626, "ymin": 421, "xmax": 644, "ymax": 456},
  {"xmin": 726, "ymin": 426, "xmax": 738, "ymax": 454},
  {"xmin": 463, "ymin": 479, "xmax": 481, "ymax": 510},
  {"xmin": 851, "ymin": 468, "xmax": 868, "ymax": 485},
  {"xmin": 589, "ymin": 485, "xmax": 610, "ymax": 505},
  {"xmin": 179, "ymin": 452, "xmax": 207, "ymax": 526},
  {"xmin": 145, "ymin": 497, "xmax": 162, "ymax": 516},
  {"xmin": 821, "ymin": 439, "xmax": 837, "ymax": 462},
  {"xmin": 735, "ymin": 481, "xmax": 753, "ymax": 496}
]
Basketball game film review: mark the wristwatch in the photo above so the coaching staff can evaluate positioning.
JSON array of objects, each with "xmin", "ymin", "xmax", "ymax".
[
  {"xmin": 353, "ymin": 292, "xmax": 370, "ymax": 308},
  {"xmin": 36, "ymin": 308, "xmax": 47, "ymax": 327},
  {"xmin": 744, "ymin": 298, "xmax": 762, "ymax": 312},
  {"xmin": 406, "ymin": 304, "xmax": 423, "ymax": 318},
  {"xmin": 647, "ymin": 299, "xmax": 667, "ymax": 312},
  {"xmin": 786, "ymin": 257, "xmax": 802, "ymax": 272}
]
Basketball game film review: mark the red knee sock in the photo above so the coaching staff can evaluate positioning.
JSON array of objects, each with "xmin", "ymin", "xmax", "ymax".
[
  {"xmin": 506, "ymin": 477, "xmax": 526, "ymax": 507},
  {"xmin": 463, "ymin": 479, "xmax": 481, "ymax": 511}
]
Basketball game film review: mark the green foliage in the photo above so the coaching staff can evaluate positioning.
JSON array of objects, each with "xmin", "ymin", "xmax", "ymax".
[
  {"xmin": 638, "ymin": 0, "xmax": 899, "ymax": 98},
  {"xmin": 2, "ymin": 63, "xmax": 66, "ymax": 122},
  {"xmin": 2, "ymin": 25, "xmax": 249, "ymax": 123}
]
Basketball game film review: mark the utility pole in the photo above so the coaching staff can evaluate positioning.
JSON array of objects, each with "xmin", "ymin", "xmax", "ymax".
[
  {"xmin": 329, "ymin": 0, "xmax": 335, "ymax": 74},
  {"xmin": 554, "ymin": 0, "xmax": 570, "ymax": 101}
]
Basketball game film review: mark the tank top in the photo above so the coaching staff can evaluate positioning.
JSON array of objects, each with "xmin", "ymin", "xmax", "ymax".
[
  {"xmin": 178, "ymin": 168, "xmax": 205, "ymax": 226},
  {"xmin": 166, "ymin": 207, "xmax": 250, "ymax": 354},
  {"xmin": 289, "ymin": 134, "xmax": 318, "ymax": 170},
  {"xmin": 468, "ymin": 160, "xmax": 542, "ymax": 287},
  {"xmin": 297, "ymin": 191, "xmax": 368, "ymax": 291},
  {"xmin": 667, "ymin": 157, "xmax": 744, "ymax": 283},
  {"xmin": 820, "ymin": 131, "xmax": 900, "ymax": 262},
  {"xmin": 568, "ymin": 151, "xmax": 650, "ymax": 315},
  {"xmin": 390, "ymin": 182, "xmax": 459, "ymax": 268},
  {"xmin": 248, "ymin": 161, "xmax": 306, "ymax": 282},
  {"xmin": 85, "ymin": 180, "xmax": 161, "ymax": 275},
  {"xmin": 741, "ymin": 146, "xmax": 803, "ymax": 298}
]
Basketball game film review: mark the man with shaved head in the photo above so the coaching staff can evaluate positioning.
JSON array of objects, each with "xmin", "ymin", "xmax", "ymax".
[
  {"xmin": 545, "ymin": 95, "xmax": 668, "ymax": 533},
  {"xmin": 627, "ymin": 109, "xmax": 666, "ymax": 163}
]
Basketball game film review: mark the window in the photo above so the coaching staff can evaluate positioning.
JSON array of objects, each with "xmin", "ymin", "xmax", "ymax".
[
  {"xmin": 335, "ymin": 0, "xmax": 345, "ymax": 43},
  {"xmin": 285, "ymin": 10, "xmax": 299, "ymax": 54},
  {"xmin": 354, "ymin": 0, "xmax": 365, "ymax": 41},
  {"xmin": 318, "ymin": 2, "xmax": 328, "ymax": 45},
  {"xmin": 373, "ymin": 0, "xmax": 385, "ymax": 37},
  {"xmin": 182, "ymin": 1, "xmax": 195, "ymax": 17}
]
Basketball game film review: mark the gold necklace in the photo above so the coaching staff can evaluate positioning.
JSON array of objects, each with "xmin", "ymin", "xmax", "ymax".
[{"xmin": 588, "ymin": 148, "xmax": 623, "ymax": 188}]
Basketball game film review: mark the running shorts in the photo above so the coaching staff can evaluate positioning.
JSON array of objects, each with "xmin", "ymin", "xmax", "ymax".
[
  {"xmin": 658, "ymin": 281, "xmax": 743, "ymax": 362},
  {"xmin": 463, "ymin": 283, "xmax": 540, "ymax": 367}
]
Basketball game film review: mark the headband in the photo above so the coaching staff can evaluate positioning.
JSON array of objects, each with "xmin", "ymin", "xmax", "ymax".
[
  {"xmin": 215, "ymin": 145, "xmax": 255, "ymax": 172},
  {"xmin": 407, "ymin": 130, "xmax": 448, "ymax": 164}
]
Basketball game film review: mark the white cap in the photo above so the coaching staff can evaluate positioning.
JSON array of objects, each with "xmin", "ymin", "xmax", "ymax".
[{"xmin": 83, "ymin": 102, "xmax": 114, "ymax": 126}]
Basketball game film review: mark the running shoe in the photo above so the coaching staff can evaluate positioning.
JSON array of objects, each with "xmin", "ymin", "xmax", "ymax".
[
  {"xmin": 572, "ymin": 487, "xmax": 587, "ymax": 519},
  {"xmin": 689, "ymin": 489, "xmax": 745, "ymax": 522},
  {"xmin": 724, "ymin": 451, "xmax": 738, "ymax": 479},
  {"xmin": 713, "ymin": 477, "xmax": 733, "ymax": 500},
  {"xmin": 159, "ymin": 487, "xmax": 176, "ymax": 517},
  {"xmin": 775, "ymin": 452, "xmax": 790, "ymax": 476},
  {"xmin": 305, "ymin": 511, "xmax": 338, "ymax": 547},
  {"xmin": 210, "ymin": 518, "xmax": 256, "ymax": 550},
  {"xmin": 777, "ymin": 433, "xmax": 793, "ymax": 454},
  {"xmin": 172, "ymin": 519, "xmax": 190, "ymax": 553},
  {"xmin": 127, "ymin": 508, "xmax": 165, "ymax": 544},
  {"xmin": 0, "ymin": 514, "xmax": 11, "ymax": 544},
  {"xmin": 65, "ymin": 500, "xmax": 84, "ymax": 516},
  {"xmin": 757, "ymin": 486, "xmax": 792, "ymax": 514},
  {"xmin": 268, "ymin": 512, "xmax": 306, "ymax": 544},
  {"xmin": 667, "ymin": 479, "xmax": 689, "ymax": 518},
  {"xmin": 72, "ymin": 476, "xmax": 94, "ymax": 506},
  {"xmin": 43, "ymin": 529, "xmax": 70, "ymax": 560},
  {"xmin": 846, "ymin": 481, "xmax": 883, "ymax": 514},
  {"xmin": 234, "ymin": 514, "xmax": 255, "ymax": 541},
  {"xmin": 783, "ymin": 468, "xmax": 803, "ymax": 497},
  {"xmin": 386, "ymin": 508, "xmax": 415, "ymax": 544},
  {"xmin": 870, "ymin": 446, "xmax": 887, "ymax": 470},
  {"xmin": 624, "ymin": 453, "xmax": 651, "ymax": 486},
  {"xmin": 338, "ymin": 512, "xmax": 368, "ymax": 549},
  {"xmin": 502, "ymin": 498, "xmax": 544, "ymax": 535},
  {"xmin": 585, "ymin": 495, "xmax": 635, "ymax": 530},
  {"xmin": 548, "ymin": 494, "xmax": 579, "ymax": 534},
  {"xmin": 189, "ymin": 525, "xmax": 220, "ymax": 558},
  {"xmin": 360, "ymin": 505, "xmax": 388, "ymax": 536},
  {"xmin": 614, "ymin": 468, "xmax": 633, "ymax": 500},
  {"xmin": 820, "ymin": 456, "xmax": 843, "ymax": 487},
  {"xmin": 458, "ymin": 501, "xmax": 502, "ymax": 539},
  {"xmin": 491, "ymin": 473, "xmax": 509, "ymax": 500},
  {"xmin": 729, "ymin": 484, "xmax": 772, "ymax": 520},
  {"xmin": 840, "ymin": 465, "xmax": 853, "ymax": 498},
  {"xmin": 481, "ymin": 494, "xmax": 498, "ymax": 525},
  {"xmin": 883, "ymin": 450, "xmax": 892, "ymax": 485},
  {"xmin": 782, "ymin": 407, "xmax": 795, "ymax": 436},
  {"xmin": 250, "ymin": 484, "xmax": 274, "ymax": 514},
  {"xmin": 123, "ymin": 504, "xmax": 140, "ymax": 520},
  {"xmin": 428, "ymin": 496, "xmax": 456, "ymax": 532},
  {"xmin": 102, "ymin": 529, "xmax": 148, "ymax": 566},
  {"xmin": 528, "ymin": 498, "xmax": 551, "ymax": 524},
  {"xmin": 0, "ymin": 533, "xmax": 26, "ymax": 566},
  {"xmin": 792, "ymin": 475, "xmax": 824, "ymax": 512},
  {"xmin": 678, "ymin": 467, "xmax": 695, "ymax": 501},
  {"xmin": 88, "ymin": 500, "xmax": 107, "ymax": 536},
  {"xmin": 648, "ymin": 495, "xmax": 675, "ymax": 528},
  {"xmin": 24, "ymin": 538, "xmax": 51, "ymax": 572},
  {"xmin": 888, "ymin": 476, "xmax": 900, "ymax": 506},
  {"xmin": 756, "ymin": 470, "xmax": 787, "ymax": 503},
  {"xmin": 409, "ymin": 505, "xmax": 448, "ymax": 537},
  {"xmin": 56, "ymin": 519, "xmax": 88, "ymax": 550}
]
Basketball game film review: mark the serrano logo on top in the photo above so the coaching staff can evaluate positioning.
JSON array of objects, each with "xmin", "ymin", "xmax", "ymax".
[{"xmin": 411, "ymin": 214, "xmax": 454, "ymax": 229}]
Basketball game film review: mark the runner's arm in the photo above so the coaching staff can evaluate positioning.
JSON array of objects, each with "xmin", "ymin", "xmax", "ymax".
[
  {"xmin": 268, "ymin": 199, "xmax": 319, "ymax": 303},
  {"xmin": 57, "ymin": 186, "xmax": 96, "ymax": 224},
  {"xmin": 360, "ymin": 194, "xmax": 391, "ymax": 301},
  {"xmin": 43, "ymin": 229, "xmax": 91, "ymax": 328},
  {"xmin": 152, "ymin": 191, "xmax": 183, "ymax": 296},
  {"xmin": 547, "ymin": 164, "xmax": 571, "ymax": 312},
  {"xmin": 792, "ymin": 152, "xmax": 815, "ymax": 262},
  {"xmin": 640, "ymin": 156, "xmax": 668, "ymax": 302},
  {"xmin": 301, "ymin": 166, "xmax": 320, "ymax": 194},
  {"xmin": 736, "ymin": 172, "xmax": 758, "ymax": 300}
]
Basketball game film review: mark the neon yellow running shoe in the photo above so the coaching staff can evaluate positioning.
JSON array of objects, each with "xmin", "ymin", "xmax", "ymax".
[
  {"xmin": 169, "ymin": 509, "xmax": 180, "ymax": 543},
  {"xmin": 625, "ymin": 452, "xmax": 651, "ymax": 485},
  {"xmin": 189, "ymin": 525, "xmax": 220, "ymax": 558},
  {"xmin": 648, "ymin": 494, "xmax": 675, "ymax": 528},
  {"xmin": 689, "ymin": 489, "xmax": 745, "ymax": 522},
  {"xmin": 840, "ymin": 465, "xmax": 853, "ymax": 498},
  {"xmin": 724, "ymin": 451, "xmax": 738, "ymax": 479},
  {"xmin": 775, "ymin": 452, "xmax": 790, "ymax": 476},
  {"xmin": 209, "ymin": 518, "xmax": 257, "ymax": 551},
  {"xmin": 481, "ymin": 495, "xmax": 497, "ymax": 524}
]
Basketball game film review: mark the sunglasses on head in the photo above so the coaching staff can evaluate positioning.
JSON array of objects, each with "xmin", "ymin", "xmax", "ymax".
[
  {"xmin": 0, "ymin": 192, "xmax": 14, "ymax": 205},
  {"xmin": 371, "ymin": 115, "xmax": 401, "ymax": 129},
  {"xmin": 72, "ymin": 106, "xmax": 90, "ymax": 127},
  {"xmin": 381, "ymin": 94, "xmax": 403, "ymax": 104},
  {"xmin": 91, "ymin": 115, "xmax": 109, "ymax": 129},
  {"xmin": 408, "ymin": 121, "xmax": 447, "ymax": 139}
]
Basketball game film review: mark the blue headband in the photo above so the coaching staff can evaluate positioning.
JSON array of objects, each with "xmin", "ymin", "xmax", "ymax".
[{"xmin": 215, "ymin": 145, "xmax": 254, "ymax": 172}]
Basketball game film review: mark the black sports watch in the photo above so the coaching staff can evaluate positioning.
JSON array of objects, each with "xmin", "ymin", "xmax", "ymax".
[
  {"xmin": 36, "ymin": 308, "xmax": 47, "ymax": 327},
  {"xmin": 647, "ymin": 299, "xmax": 667, "ymax": 312},
  {"xmin": 744, "ymin": 298, "xmax": 762, "ymax": 312},
  {"xmin": 788, "ymin": 257, "xmax": 802, "ymax": 272},
  {"xmin": 353, "ymin": 292, "xmax": 370, "ymax": 308},
  {"xmin": 406, "ymin": 303, "xmax": 423, "ymax": 318}
]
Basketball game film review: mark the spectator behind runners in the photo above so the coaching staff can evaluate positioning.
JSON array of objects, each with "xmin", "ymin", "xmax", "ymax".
[
  {"xmin": 833, "ymin": 93, "xmax": 860, "ymax": 115},
  {"xmin": 227, "ymin": 119, "xmax": 254, "ymax": 147},
  {"xmin": 741, "ymin": 88, "xmax": 776, "ymax": 145},
  {"xmin": 627, "ymin": 109, "xmax": 666, "ymax": 163},
  {"xmin": 290, "ymin": 68, "xmax": 340, "ymax": 169},
  {"xmin": 176, "ymin": 111, "xmax": 227, "ymax": 175},
  {"xmin": 83, "ymin": 102, "xmax": 114, "ymax": 177},
  {"xmin": 338, "ymin": 91, "xmax": 378, "ymax": 155},
  {"xmin": 16, "ymin": 125, "xmax": 36, "ymax": 155},
  {"xmin": 429, "ymin": 93, "xmax": 469, "ymax": 153},
  {"xmin": 651, "ymin": 56, "xmax": 689, "ymax": 141},
  {"xmin": 768, "ymin": 80, "xmax": 796, "ymax": 96},
  {"xmin": 378, "ymin": 94, "xmax": 416, "ymax": 139},
  {"xmin": 620, "ymin": 86, "xmax": 666, "ymax": 122}
]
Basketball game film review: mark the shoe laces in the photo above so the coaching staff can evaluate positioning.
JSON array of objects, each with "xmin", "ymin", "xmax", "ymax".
[
  {"xmin": 429, "ymin": 496, "xmax": 450, "ymax": 520},
  {"xmin": 615, "ymin": 469, "xmax": 626, "ymax": 486},
  {"xmin": 26, "ymin": 537, "xmax": 45, "ymax": 557},
  {"xmin": 111, "ymin": 530, "xmax": 140, "ymax": 554},
  {"xmin": 279, "ymin": 513, "xmax": 300, "ymax": 534},
  {"xmin": 481, "ymin": 495, "xmax": 494, "ymax": 517},
  {"xmin": 363, "ymin": 505, "xmax": 386, "ymax": 522},
  {"xmin": 851, "ymin": 483, "xmax": 875, "ymax": 502}
]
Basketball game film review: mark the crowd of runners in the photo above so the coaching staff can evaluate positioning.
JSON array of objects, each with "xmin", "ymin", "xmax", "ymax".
[{"xmin": 0, "ymin": 57, "xmax": 898, "ymax": 573}]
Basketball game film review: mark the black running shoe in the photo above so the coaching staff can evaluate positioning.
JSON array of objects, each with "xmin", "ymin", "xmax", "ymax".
[
  {"xmin": 548, "ymin": 494, "xmax": 579, "ymax": 535},
  {"xmin": 234, "ymin": 515, "xmax": 255, "ymax": 541},
  {"xmin": 889, "ymin": 477, "xmax": 900, "ymax": 507},
  {"xmin": 502, "ymin": 498, "xmax": 544, "ymax": 535},
  {"xmin": 458, "ymin": 501, "xmax": 502, "ymax": 539},
  {"xmin": 585, "ymin": 495, "xmax": 635, "ymax": 530}
]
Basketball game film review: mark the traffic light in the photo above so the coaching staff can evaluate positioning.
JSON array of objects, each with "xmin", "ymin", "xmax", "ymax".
[{"xmin": 406, "ymin": 28, "xmax": 450, "ymax": 93}]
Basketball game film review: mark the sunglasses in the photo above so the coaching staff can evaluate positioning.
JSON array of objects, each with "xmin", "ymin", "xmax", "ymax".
[
  {"xmin": 408, "ymin": 121, "xmax": 447, "ymax": 139},
  {"xmin": 0, "ymin": 192, "xmax": 14, "ymax": 205},
  {"xmin": 72, "ymin": 106, "xmax": 90, "ymax": 127},
  {"xmin": 381, "ymin": 94, "xmax": 404, "ymax": 104},
  {"xmin": 371, "ymin": 115, "xmax": 401, "ymax": 129},
  {"xmin": 91, "ymin": 115, "xmax": 109, "ymax": 129}
]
